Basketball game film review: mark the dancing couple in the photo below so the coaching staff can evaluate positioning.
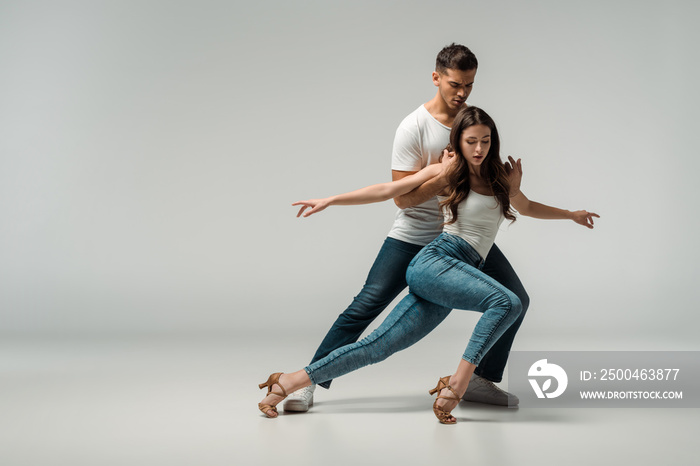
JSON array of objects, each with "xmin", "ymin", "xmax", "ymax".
[{"xmin": 257, "ymin": 44, "xmax": 598, "ymax": 423}]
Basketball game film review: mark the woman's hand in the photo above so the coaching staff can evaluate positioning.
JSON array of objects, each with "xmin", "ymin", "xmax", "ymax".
[
  {"xmin": 292, "ymin": 198, "xmax": 332, "ymax": 218},
  {"xmin": 570, "ymin": 210, "xmax": 600, "ymax": 229},
  {"xmin": 504, "ymin": 156, "xmax": 522, "ymax": 196}
]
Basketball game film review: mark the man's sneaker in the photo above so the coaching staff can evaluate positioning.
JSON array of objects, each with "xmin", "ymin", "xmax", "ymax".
[
  {"xmin": 462, "ymin": 374, "xmax": 519, "ymax": 406},
  {"xmin": 282, "ymin": 385, "xmax": 315, "ymax": 412}
]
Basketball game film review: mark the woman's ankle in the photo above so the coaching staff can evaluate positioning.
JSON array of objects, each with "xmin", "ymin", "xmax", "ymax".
[
  {"xmin": 281, "ymin": 371, "xmax": 311, "ymax": 393},
  {"xmin": 449, "ymin": 360, "xmax": 477, "ymax": 395},
  {"xmin": 447, "ymin": 374, "xmax": 471, "ymax": 396}
]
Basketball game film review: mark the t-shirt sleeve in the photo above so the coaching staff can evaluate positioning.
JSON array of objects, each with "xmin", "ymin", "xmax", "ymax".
[{"xmin": 391, "ymin": 119, "xmax": 423, "ymax": 172}]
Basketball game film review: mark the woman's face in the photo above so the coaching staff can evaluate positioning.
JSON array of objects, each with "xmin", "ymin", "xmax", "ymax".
[{"xmin": 459, "ymin": 124, "xmax": 491, "ymax": 168}]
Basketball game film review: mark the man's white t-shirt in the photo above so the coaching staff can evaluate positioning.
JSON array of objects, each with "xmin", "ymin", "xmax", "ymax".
[{"xmin": 387, "ymin": 104, "xmax": 453, "ymax": 246}]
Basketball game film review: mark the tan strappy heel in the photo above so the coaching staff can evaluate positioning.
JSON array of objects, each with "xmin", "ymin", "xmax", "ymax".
[
  {"xmin": 258, "ymin": 372, "xmax": 288, "ymax": 418},
  {"xmin": 429, "ymin": 376, "xmax": 461, "ymax": 424}
]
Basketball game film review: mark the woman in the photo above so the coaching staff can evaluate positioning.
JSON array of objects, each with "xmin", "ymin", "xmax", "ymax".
[{"xmin": 258, "ymin": 106, "xmax": 598, "ymax": 423}]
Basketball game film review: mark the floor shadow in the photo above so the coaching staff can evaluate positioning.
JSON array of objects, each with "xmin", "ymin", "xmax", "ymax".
[
  {"xmin": 312, "ymin": 394, "xmax": 430, "ymax": 414},
  {"xmin": 282, "ymin": 395, "xmax": 594, "ymax": 423}
]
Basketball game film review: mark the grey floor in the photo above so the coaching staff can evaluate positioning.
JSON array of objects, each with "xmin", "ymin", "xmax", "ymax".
[{"xmin": 2, "ymin": 332, "xmax": 697, "ymax": 466}]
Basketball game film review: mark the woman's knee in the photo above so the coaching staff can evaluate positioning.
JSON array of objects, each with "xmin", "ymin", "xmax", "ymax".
[
  {"xmin": 508, "ymin": 291, "xmax": 523, "ymax": 318},
  {"xmin": 494, "ymin": 289, "xmax": 522, "ymax": 325}
]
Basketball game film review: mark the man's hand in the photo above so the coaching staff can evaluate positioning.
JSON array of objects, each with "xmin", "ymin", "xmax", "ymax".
[
  {"xmin": 393, "ymin": 147, "xmax": 454, "ymax": 209},
  {"xmin": 440, "ymin": 148, "xmax": 457, "ymax": 174},
  {"xmin": 504, "ymin": 155, "xmax": 522, "ymax": 196}
]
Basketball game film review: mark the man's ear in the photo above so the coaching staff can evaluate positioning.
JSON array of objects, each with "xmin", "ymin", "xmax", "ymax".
[{"xmin": 432, "ymin": 71, "xmax": 440, "ymax": 87}]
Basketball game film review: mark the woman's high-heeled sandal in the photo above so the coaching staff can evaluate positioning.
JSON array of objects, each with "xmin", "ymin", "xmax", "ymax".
[
  {"xmin": 258, "ymin": 372, "xmax": 288, "ymax": 418},
  {"xmin": 428, "ymin": 376, "xmax": 461, "ymax": 424}
]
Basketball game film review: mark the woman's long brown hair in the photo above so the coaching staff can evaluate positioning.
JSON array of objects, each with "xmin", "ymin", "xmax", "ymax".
[{"xmin": 440, "ymin": 106, "xmax": 516, "ymax": 225}]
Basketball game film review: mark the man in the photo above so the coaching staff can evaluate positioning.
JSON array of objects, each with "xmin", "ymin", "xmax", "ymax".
[{"xmin": 284, "ymin": 43, "xmax": 529, "ymax": 412}]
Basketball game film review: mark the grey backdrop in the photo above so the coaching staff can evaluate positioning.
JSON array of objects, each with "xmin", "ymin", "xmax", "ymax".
[{"xmin": 1, "ymin": 0, "xmax": 698, "ymax": 346}]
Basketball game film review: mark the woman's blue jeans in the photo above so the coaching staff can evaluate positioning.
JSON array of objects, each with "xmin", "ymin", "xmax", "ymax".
[
  {"xmin": 305, "ymin": 233, "xmax": 523, "ymax": 386},
  {"xmin": 310, "ymin": 236, "xmax": 529, "ymax": 388}
]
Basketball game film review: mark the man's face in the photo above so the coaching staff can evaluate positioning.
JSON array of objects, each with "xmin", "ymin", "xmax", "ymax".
[{"xmin": 433, "ymin": 68, "xmax": 477, "ymax": 111}]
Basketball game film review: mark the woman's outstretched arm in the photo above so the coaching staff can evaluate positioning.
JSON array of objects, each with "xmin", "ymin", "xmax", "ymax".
[
  {"xmin": 293, "ymin": 163, "xmax": 444, "ymax": 218},
  {"xmin": 510, "ymin": 192, "xmax": 599, "ymax": 228},
  {"xmin": 506, "ymin": 157, "xmax": 600, "ymax": 229},
  {"xmin": 393, "ymin": 148, "xmax": 454, "ymax": 209}
]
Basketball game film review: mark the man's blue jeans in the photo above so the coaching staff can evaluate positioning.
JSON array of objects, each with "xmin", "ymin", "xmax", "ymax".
[
  {"xmin": 309, "ymin": 235, "xmax": 529, "ymax": 388},
  {"xmin": 305, "ymin": 233, "xmax": 523, "ymax": 386}
]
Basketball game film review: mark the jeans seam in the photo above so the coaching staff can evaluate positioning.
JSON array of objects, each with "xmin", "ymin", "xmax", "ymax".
[
  {"xmin": 435, "ymin": 257, "xmax": 514, "ymax": 365},
  {"xmin": 309, "ymin": 235, "xmax": 422, "ymax": 386},
  {"xmin": 305, "ymin": 298, "xmax": 423, "ymax": 385}
]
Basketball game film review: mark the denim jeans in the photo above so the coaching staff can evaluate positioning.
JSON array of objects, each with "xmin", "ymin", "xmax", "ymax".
[
  {"xmin": 309, "ymin": 237, "xmax": 425, "ymax": 388},
  {"xmin": 476, "ymin": 242, "xmax": 530, "ymax": 381},
  {"xmin": 305, "ymin": 233, "xmax": 523, "ymax": 386},
  {"xmin": 310, "ymin": 235, "xmax": 529, "ymax": 388}
]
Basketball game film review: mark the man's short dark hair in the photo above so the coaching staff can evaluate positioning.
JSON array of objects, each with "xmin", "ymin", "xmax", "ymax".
[{"xmin": 436, "ymin": 43, "xmax": 478, "ymax": 73}]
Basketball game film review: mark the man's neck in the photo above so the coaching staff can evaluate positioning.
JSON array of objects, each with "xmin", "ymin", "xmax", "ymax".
[{"xmin": 423, "ymin": 92, "xmax": 464, "ymax": 128}]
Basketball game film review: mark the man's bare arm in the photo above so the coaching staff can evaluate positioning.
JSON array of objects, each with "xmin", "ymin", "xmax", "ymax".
[{"xmin": 392, "ymin": 169, "xmax": 449, "ymax": 209}]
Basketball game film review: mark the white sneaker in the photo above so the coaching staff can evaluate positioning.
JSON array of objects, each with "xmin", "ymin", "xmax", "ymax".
[
  {"xmin": 282, "ymin": 385, "xmax": 315, "ymax": 412},
  {"xmin": 462, "ymin": 374, "xmax": 519, "ymax": 406}
]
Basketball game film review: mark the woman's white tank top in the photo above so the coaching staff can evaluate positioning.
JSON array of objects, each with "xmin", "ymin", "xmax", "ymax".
[{"xmin": 438, "ymin": 191, "xmax": 505, "ymax": 259}]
